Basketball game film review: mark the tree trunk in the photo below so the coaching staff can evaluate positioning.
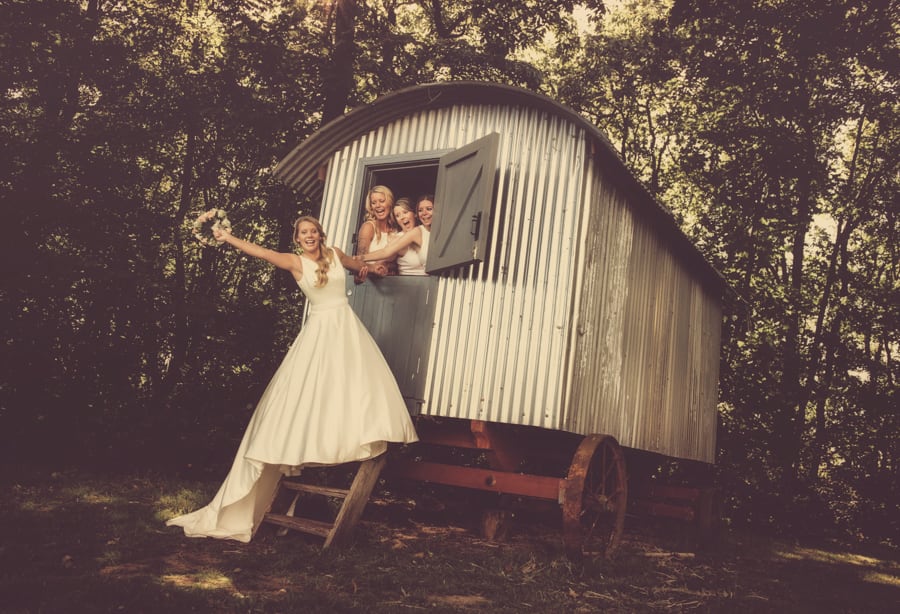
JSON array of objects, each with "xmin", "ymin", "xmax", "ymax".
[
  {"xmin": 321, "ymin": 0, "xmax": 357, "ymax": 125},
  {"xmin": 779, "ymin": 166, "xmax": 813, "ymax": 508},
  {"xmin": 156, "ymin": 113, "xmax": 199, "ymax": 401}
]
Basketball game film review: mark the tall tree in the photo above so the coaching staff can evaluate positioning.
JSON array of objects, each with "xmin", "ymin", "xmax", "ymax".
[{"xmin": 321, "ymin": 0, "xmax": 358, "ymax": 123}]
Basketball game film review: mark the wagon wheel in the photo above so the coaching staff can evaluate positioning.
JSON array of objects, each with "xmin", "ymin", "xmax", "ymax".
[{"xmin": 562, "ymin": 434, "xmax": 627, "ymax": 560}]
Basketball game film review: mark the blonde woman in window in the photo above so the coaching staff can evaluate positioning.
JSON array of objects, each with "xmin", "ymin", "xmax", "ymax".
[{"xmin": 354, "ymin": 185, "xmax": 400, "ymax": 278}]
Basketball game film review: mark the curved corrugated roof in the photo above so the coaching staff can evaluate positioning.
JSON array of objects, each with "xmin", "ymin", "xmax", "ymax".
[{"xmin": 273, "ymin": 81, "xmax": 727, "ymax": 292}]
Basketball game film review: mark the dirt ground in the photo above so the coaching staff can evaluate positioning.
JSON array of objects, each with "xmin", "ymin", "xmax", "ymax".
[{"xmin": 2, "ymin": 472, "xmax": 899, "ymax": 613}]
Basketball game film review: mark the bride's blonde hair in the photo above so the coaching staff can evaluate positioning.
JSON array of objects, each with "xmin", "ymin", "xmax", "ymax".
[{"xmin": 293, "ymin": 216, "xmax": 332, "ymax": 287}]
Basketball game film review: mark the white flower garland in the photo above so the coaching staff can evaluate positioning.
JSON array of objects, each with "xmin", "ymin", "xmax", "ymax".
[{"xmin": 191, "ymin": 209, "xmax": 232, "ymax": 247}]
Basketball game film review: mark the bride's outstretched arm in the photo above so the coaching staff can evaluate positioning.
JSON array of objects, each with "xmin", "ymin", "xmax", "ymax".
[
  {"xmin": 214, "ymin": 227, "xmax": 303, "ymax": 275},
  {"xmin": 334, "ymin": 247, "xmax": 369, "ymax": 274}
]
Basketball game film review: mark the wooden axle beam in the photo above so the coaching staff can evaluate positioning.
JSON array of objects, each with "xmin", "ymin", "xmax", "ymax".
[{"xmin": 389, "ymin": 459, "xmax": 564, "ymax": 503}]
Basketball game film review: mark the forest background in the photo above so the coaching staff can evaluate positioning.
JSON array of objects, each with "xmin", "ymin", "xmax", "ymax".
[{"xmin": 1, "ymin": 0, "xmax": 896, "ymax": 548}]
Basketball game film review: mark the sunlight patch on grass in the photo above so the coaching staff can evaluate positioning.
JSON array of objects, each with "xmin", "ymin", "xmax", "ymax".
[
  {"xmin": 427, "ymin": 594, "xmax": 492, "ymax": 608},
  {"xmin": 72, "ymin": 490, "xmax": 121, "ymax": 505},
  {"xmin": 775, "ymin": 545, "xmax": 898, "ymax": 571},
  {"xmin": 62, "ymin": 486, "xmax": 117, "ymax": 505},
  {"xmin": 161, "ymin": 570, "xmax": 237, "ymax": 592},
  {"xmin": 17, "ymin": 500, "xmax": 59, "ymax": 513},
  {"xmin": 15, "ymin": 484, "xmax": 118, "ymax": 512},
  {"xmin": 156, "ymin": 489, "xmax": 211, "ymax": 519},
  {"xmin": 862, "ymin": 571, "xmax": 900, "ymax": 587}
]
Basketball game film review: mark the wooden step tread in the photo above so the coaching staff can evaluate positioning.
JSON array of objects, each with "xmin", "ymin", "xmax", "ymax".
[
  {"xmin": 263, "ymin": 513, "xmax": 333, "ymax": 538},
  {"xmin": 281, "ymin": 481, "xmax": 351, "ymax": 499}
]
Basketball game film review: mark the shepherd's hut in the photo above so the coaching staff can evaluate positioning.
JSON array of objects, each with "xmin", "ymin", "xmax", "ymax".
[{"xmin": 268, "ymin": 82, "xmax": 726, "ymax": 557}]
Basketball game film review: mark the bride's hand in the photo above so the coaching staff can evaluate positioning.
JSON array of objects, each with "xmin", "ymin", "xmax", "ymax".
[{"xmin": 212, "ymin": 225, "xmax": 231, "ymax": 242}]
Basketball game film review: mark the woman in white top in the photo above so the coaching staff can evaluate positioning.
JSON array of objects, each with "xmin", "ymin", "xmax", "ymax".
[
  {"xmin": 354, "ymin": 185, "xmax": 400, "ymax": 278},
  {"xmin": 392, "ymin": 197, "xmax": 427, "ymax": 276},
  {"xmin": 363, "ymin": 194, "xmax": 433, "ymax": 273}
]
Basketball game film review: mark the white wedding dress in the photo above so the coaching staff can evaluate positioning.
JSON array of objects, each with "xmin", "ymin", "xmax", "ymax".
[{"xmin": 167, "ymin": 249, "xmax": 418, "ymax": 542}]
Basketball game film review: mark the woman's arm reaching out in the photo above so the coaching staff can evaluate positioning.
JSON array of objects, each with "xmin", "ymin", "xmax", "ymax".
[
  {"xmin": 361, "ymin": 227, "xmax": 422, "ymax": 262},
  {"xmin": 214, "ymin": 226, "xmax": 304, "ymax": 277},
  {"xmin": 335, "ymin": 247, "xmax": 369, "ymax": 275}
]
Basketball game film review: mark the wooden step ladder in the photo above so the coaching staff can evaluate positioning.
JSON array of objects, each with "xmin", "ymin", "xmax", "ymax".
[{"xmin": 261, "ymin": 454, "xmax": 386, "ymax": 549}]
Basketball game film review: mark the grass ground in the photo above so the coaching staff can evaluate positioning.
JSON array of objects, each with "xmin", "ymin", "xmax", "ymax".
[{"xmin": 1, "ymin": 468, "xmax": 897, "ymax": 613}]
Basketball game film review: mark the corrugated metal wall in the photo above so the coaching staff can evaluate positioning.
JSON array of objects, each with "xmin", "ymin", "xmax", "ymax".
[
  {"xmin": 566, "ymin": 169, "xmax": 721, "ymax": 462},
  {"xmin": 315, "ymin": 103, "xmax": 720, "ymax": 463},
  {"xmin": 426, "ymin": 110, "xmax": 586, "ymax": 431},
  {"xmin": 318, "ymin": 105, "xmax": 586, "ymax": 432}
]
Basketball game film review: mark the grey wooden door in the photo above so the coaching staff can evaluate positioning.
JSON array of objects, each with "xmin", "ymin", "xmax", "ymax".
[{"xmin": 346, "ymin": 275, "xmax": 439, "ymax": 415}]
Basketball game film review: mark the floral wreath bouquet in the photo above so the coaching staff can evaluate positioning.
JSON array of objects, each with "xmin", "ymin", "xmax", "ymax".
[{"xmin": 191, "ymin": 209, "xmax": 232, "ymax": 247}]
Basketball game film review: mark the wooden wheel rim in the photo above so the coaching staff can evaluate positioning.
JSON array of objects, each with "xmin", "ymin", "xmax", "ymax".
[{"xmin": 562, "ymin": 434, "xmax": 627, "ymax": 560}]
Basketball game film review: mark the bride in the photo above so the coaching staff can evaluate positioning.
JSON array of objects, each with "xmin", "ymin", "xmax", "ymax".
[{"xmin": 167, "ymin": 215, "xmax": 418, "ymax": 542}]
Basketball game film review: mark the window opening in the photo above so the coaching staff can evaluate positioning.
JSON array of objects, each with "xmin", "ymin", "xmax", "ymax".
[
  {"xmin": 349, "ymin": 133, "xmax": 499, "ymax": 276},
  {"xmin": 351, "ymin": 160, "xmax": 439, "ymax": 253}
]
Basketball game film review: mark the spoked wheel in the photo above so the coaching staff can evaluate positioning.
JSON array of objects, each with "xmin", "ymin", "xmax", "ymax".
[{"xmin": 562, "ymin": 434, "xmax": 627, "ymax": 561}]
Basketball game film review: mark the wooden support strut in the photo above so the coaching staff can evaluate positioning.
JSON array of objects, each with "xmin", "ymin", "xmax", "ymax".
[
  {"xmin": 413, "ymin": 418, "xmax": 522, "ymax": 468},
  {"xmin": 389, "ymin": 459, "xmax": 564, "ymax": 502},
  {"xmin": 262, "ymin": 454, "xmax": 387, "ymax": 548},
  {"xmin": 389, "ymin": 418, "xmax": 563, "ymax": 502}
]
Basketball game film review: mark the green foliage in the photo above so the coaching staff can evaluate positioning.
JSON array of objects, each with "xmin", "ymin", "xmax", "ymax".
[{"xmin": 0, "ymin": 0, "xmax": 321, "ymax": 470}]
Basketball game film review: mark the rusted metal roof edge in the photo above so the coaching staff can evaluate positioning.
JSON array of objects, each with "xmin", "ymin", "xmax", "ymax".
[{"xmin": 273, "ymin": 81, "xmax": 729, "ymax": 295}]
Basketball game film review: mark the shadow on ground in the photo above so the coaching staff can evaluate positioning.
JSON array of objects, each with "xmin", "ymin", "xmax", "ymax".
[{"xmin": 1, "ymin": 470, "xmax": 897, "ymax": 613}]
